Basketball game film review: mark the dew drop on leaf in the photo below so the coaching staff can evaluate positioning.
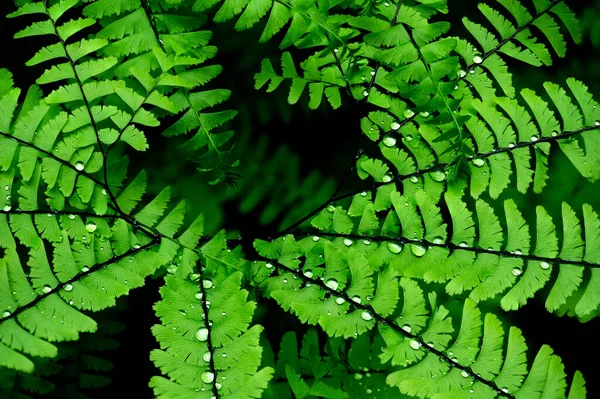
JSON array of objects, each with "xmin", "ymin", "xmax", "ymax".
[
  {"xmin": 387, "ymin": 242, "xmax": 403, "ymax": 254},
  {"xmin": 201, "ymin": 371, "xmax": 215, "ymax": 384},
  {"xmin": 196, "ymin": 328, "xmax": 209, "ymax": 342},
  {"xmin": 325, "ymin": 279, "xmax": 339, "ymax": 290},
  {"xmin": 85, "ymin": 223, "xmax": 97, "ymax": 233},
  {"xmin": 383, "ymin": 137, "xmax": 397, "ymax": 147},
  {"xmin": 409, "ymin": 340, "xmax": 421, "ymax": 350},
  {"xmin": 472, "ymin": 158, "xmax": 485, "ymax": 167},
  {"xmin": 411, "ymin": 244, "xmax": 427, "ymax": 257}
]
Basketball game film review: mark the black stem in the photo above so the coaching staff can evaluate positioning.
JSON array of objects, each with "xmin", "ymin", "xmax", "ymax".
[{"xmin": 262, "ymin": 257, "xmax": 514, "ymax": 399}]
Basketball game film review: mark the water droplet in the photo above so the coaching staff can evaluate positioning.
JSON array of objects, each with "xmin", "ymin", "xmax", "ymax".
[
  {"xmin": 283, "ymin": 278, "xmax": 288, "ymax": 284},
  {"xmin": 430, "ymin": 170, "xmax": 446, "ymax": 182},
  {"xmin": 201, "ymin": 371, "xmax": 215, "ymax": 384},
  {"xmin": 459, "ymin": 242, "xmax": 468, "ymax": 248},
  {"xmin": 333, "ymin": 48, "xmax": 339, "ymax": 53},
  {"xmin": 312, "ymin": 235, "xmax": 320, "ymax": 242},
  {"xmin": 3, "ymin": 185, "xmax": 8, "ymax": 191},
  {"xmin": 461, "ymin": 370, "xmax": 469, "ymax": 378},
  {"xmin": 514, "ymin": 249, "xmax": 522, "ymax": 255},
  {"xmin": 64, "ymin": 284, "xmax": 73, "ymax": 292},
  {"xmin": 419, "ymin": 111, "xmax": 430, "ymax": 117},
  {"xmin": 432, "ymin": 237, "xmax": 445, "ymax": 245},
  {"xmin": 102, "ymin": 189, "xmax": 107, "ymax": 195},
  {"xmin": 384, "ymin": 1, "xmax": 390, "ymax": 6},
  {"xmin": 540, "ymin": 261, "xmax": 550, "ymax": 270},
  {"xmin": 363, "ymin": 239, "xmax": 371, "ymax": 245},
  {"xmin": 335, "ymin": 297, "xmax": 346, "ymax": 305},
  {"xmin": 85, "ymin": 223, "xmax": 97, "ymax": 233},
  {"xmin": 265, "ymin": 262, "xmax": 273, "ymax": 269},
  {"xmin": 595, "ymin": 121, "xmax": 600, "ymax": 127},
  {"xmin": 343, "ymin": 238, "xmax": 353, "ymax": 246},
  {"xmin": 511, "ymin": 268, "xmax": 522, "ymax": 276},
  {"xmin": 405, "ymin": 134, "xmax": 413, "ymax": 142},
  {"xmin": 501, "ymin": 388, "xmax": 509, "ymax": 393},
  {"xmin": 361, "ymin": 311, "xmax": 373, "ymax": 321},
  {"xmin": 2, "ymin": 205, "xmax": 10, "ymax": 212},
  {"xmin": 472, "ymin": 158, "xmax": 485, "ymax": 167},
  {"xmin": 352, "ymin": 296, "xmax": 362, "ymax": 304},
  {"xmin": 134, "ymin": 244, "xmax": 141, "ymax": 249},
  {"xmin": 409, "ymin": 340, "xmax": 421, "ymax": 350},
  {"xmin": 203, "ymin": 280, "xmax": 213, "ymax": 289},
  {"xmin": 457, "ymin": 69, "xmax": 467, "ymax": 78},
  {"xmin": 361, "ymin": 75, "xmax": 366, "ymax": 80},
  {"xmin": 303, "ymin": 270, "xmax": 314, "ymax": 278},
  {"xmin": 530, "ymin": 136, "xmax": 539, "ymax": 142},
  {"xmin": 327, "ymin": 205, "xmax": 335, "ymax": 212},
  {"xmin": 215, "ymin": 382, "xmax": 222, "ymax": 390},
  {"xmin": 202, "ymin": 352, "xmax": 211, "ymax": 362},
  {"xmin": 382, "ymin": 173, "xmax": 392, "ymax": 183},
  {"xmin": 2, "ymin": 311, "xmax": 10, "ymax": 318},
  {"xmin": 81, "ymin": 266, "xmax": 89, "ymax": 273},
  {"xmin": 195, "ymin": 292, "xmax": 203, "ymax": 300},
  {"xmin": 362, "ymin": 90, "xmax": 369, "ymax": 97},
  {"xmin": 354, "ymin": 373, "xmax": 363, "ymax": 380},
  {"xmin": 222, "ymin": 353, "xmax": 227, "ymax": 358},
  {"xmin": 325, "ymin": 279, "xmax": 339, "ymax": 291},
  {"xmin": 370, "ymin": 70, "xmax": 376, "ymax": 76},
  {"xmin": 409, "ymin": 176, "xmax": 419, "ymax": 184},
  {"xmin": 390, "ymin": 122, "xmax": 401, "ymax": 131},
  {"xmin": 411, "ymin": 244, "xmax": 427, "ymax": 257},
  {"xmin": 403, "ymin": 109, "xmax": 415, "ymax": 119},
  {"xmin": 402, "ymin": 324, "xmax": 411, "ymax": 333},
  {"xmin": 551, "ymin": 131, "xmax": 558, "ymax": 137},
  {"xmin": 387, "ymin": 242, "xmax": 403, "ymax": 254},
  {"xmin": 473, "ymin": 54, "xmax": 483, "ymax": 64},
  {"xmin": 74, "ymin": 162, "xmax": 85, "ymax": 171},
  {"xmin": 508, "ymin": 143, "xmax": 515, "ymax": 148},
  {"xmin": 196, "ymin": 328, "xmax": 209, "ymax": 341},
  {"xmin": 42, "ymin": 285, "xmax": 52, "ymax": 294},
  {"xmin": 383, "ymin": 136, "xmax": 397, "ymax": 147}
]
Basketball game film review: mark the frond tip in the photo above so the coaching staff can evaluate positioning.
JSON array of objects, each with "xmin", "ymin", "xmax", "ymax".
[{"xmin": 150, "ymin": 268, "xmax": 274, "ymax": 398}]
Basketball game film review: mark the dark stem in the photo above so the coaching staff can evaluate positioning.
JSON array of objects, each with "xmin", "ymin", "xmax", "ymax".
[
  {"xmin": 262, "ymin": 257, "xmax": 514, "ymax": 399},
  {"xmin": 2, "ymin": 239, "xmax": 159, "ymax": 322},
  {"xmin": 196, "ymin": 262, "xmax": 220, "ymax": 398}
]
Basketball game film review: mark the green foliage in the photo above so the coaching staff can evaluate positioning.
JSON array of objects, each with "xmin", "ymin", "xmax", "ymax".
[{"xmin": 0, "ymin": 0, "xmax": 598, "ymax": 397}]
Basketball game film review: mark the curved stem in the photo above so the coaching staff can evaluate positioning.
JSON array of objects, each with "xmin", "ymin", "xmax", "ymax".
[
  {"xmin": 262, "ymin": 257, "xmax": 515, "ymax": 399},
  {"xmin": 291, "ymin": 231, "xmax": 600, "ymax": 269},
  {"xmin": 2, "ymin": 239, "xmax": 159, "ymax": 322}
]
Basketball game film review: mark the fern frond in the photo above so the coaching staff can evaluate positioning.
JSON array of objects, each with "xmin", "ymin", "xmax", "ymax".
[
  {"xmin": 150, "ymin": 240, "xmax": 274, "ymax": 398},
  {"xmin": 0, "ymin": 75, "xmax": 206, "ymax": 373},
  {"xmin": 252, "ymin": 234, "xmax": 587, "ymax": 398},
  {"xmin": 460, "ymin": 0, "xmax": 580, "ymax": 97},
  {"xmin": 82, "ymin": 0, "xmax": 240, "ymax": 180},
  {"xmin": 290, "ymin": 178, "xmax": 600, "ymax": 321},
  {"xmin": 465, "ymin": 77, "xmax": 600, "ymax": 198},
  {"xmin": 263, "ymin": 328, "xmax": 400, "ymax": 398}
]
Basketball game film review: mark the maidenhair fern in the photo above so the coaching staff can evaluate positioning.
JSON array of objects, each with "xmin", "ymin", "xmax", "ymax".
[{"xmin": 0, "ymin": 0, "xmax": 598, "ymax": 398}]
